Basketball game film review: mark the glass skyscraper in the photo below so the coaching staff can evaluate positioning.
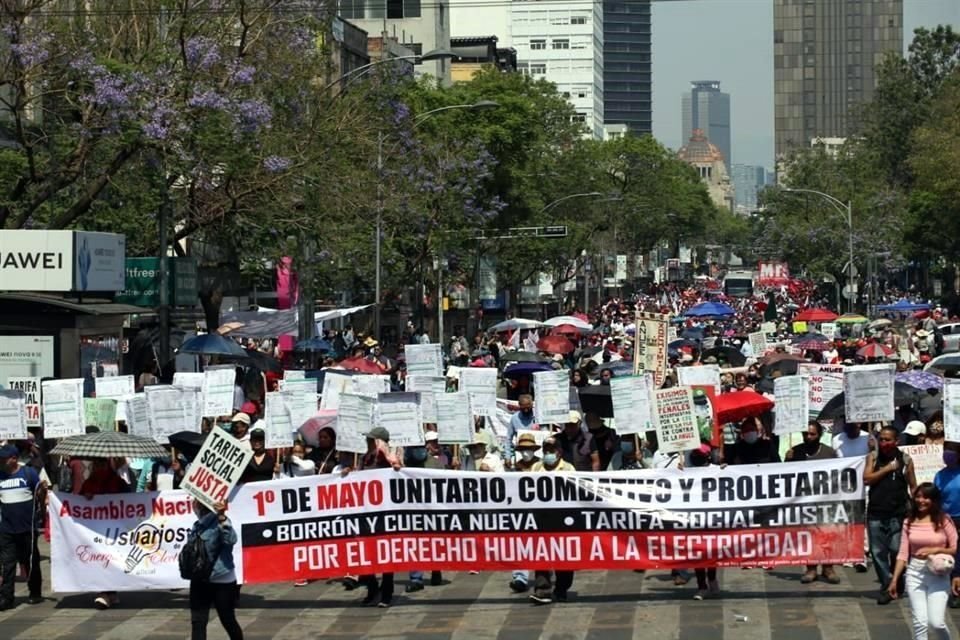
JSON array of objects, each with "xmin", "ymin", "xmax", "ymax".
[{"xmin": 602, "ymin": 0, "xmax": 652, "ymax": 135}]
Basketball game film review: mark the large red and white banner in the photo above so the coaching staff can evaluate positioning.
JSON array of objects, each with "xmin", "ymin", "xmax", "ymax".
[
  {"xmin": 757, "ymin": 261, "xmax": 790, "ymax": 286},
  {"xmin": 49, "ymin": 458, "xmax": 866, "ymax": 590}
]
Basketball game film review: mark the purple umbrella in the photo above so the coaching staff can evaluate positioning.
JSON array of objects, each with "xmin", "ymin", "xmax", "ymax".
[{"xmin": 895, "ymin": 370, "xmax": 943, "ymax": 391}]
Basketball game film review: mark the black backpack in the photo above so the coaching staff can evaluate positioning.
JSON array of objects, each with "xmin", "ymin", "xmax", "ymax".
[{"xmin": 179, "ymin": 530, "xmax": 215, "ymax": 581}]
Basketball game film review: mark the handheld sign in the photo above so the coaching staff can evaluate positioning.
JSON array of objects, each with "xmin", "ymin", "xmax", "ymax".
[
  {"xmin": 653, "ymin": 387, "xmax": 699, "ymax": 454},
  {"xmin": 41, "ymin": 378, "xmax": 85, "ymax": 438},
  {"xmin": 5, "ymin": 377, "xmax": 40, "ymax": 427},
  {"xmin": 182, "ymin": 429, "xmax": 253, "ymax": 510},
  {"xmin": 0, "ymin": 390, "xmax": 28, "ymax": 440},
  {"xmin": 774, "ymin": 376, "xmax": 809, "ymax": 435},
  {"xmin": 201, "ymin": 366, "xmax": 236, "ymax": 417},
  {"xmin": 94, "ymin": 375, "xmax": 135, "ymax": 401},
  {"xmin": 843, "ymin": 363, "xmax": 895, "ymax": 423},
  {"xmin": 532, "ymin": 369, "xmax": 570, "ymax": 425},
  {"xmin": 944, "ymin": 379, "xmax": 960, "ymax": 442}
]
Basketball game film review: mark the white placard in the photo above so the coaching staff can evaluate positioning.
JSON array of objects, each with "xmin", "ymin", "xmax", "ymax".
[
  {"xmin": 284, "ymin": 370, "xmax": 306, "ymax": 380},
  {"xmin": 0, "ymin": 390, "xmax": 28, "ymax": 440},
  {"xmin": 122, "ymin": 394, "xmax": 149, "ymax": 437},
  {"xmin": 319, "ymin": 371, "xmax": 353, "ymax": 410},
  {"xmin": 101, "ymin": 363, "xmax": 119, "ymax": 377},
  {"xmin": 352, "ymin": 375, "xmax": 391, "ymax": 398},
  {"xmin": 821, "ymin": 323, "xmax": 837, "ymax": 340},
  {"xmin": 41, "ymin": 378, "xmax": 85, "ymax": 439},
  {"xmin": 653, "ymin": 387, "xmax": 699, "ymax": 454},
  {"xmin": 336, "ymin": 392, "xmax": 375, "ymax": 454},
  {"xmin": 797, "ymin": 363, "xmax": 844, "ymax": 417},
  {"xmin": 943, "ymin": 379, "xmax": 960, "ymax": 443},
  {"xmin": 460, "ymin": 368, "xmax": 497, "ymax": 417},
  {"xmin": 406, "ymin": 375, "xmax": 445, "ymax": 423},
  {"xmin": 95, "ymin": 375, "xmax": 135, "ymax": 401},
  {"xmin": 405, "ymin": 343, "xmax": 444, "ymax": 377},
  {"xmin": 901, "ymin": 444, "xmax": 945, "ymax": 485},
  {"xmin": 181, "ymin": 429, "xmax": 253, "ymax": 510},
  {"xmin": 172, "ymin": 372, "xmax": 203, "ymax": 391},
  {"xmin": 6, "ymin": 376, "xmax": 41, "ymax": 427},
  {"xmin": 533, "ymin": 369, "xmax": 570, "ymax": 425},
  {"xmin": 610, "ymin": 374, "xmax": 654, "ymax": 435},
  {"xmin": 278, "ymin": 378, "xmax": 316, "ymax": 429},
  {"xmin": 375, "ymin": 392, "xmax": 424, "ymax": 447},
  {"xmin": 774, "ymin": 376, "xmax": 809, "ymax": 435},
  {"xmin": 146, "ymin": 386, "xmax": 201, "ymax": 443},
  {"xmin": 761, "ymin": 322, "xmax": 777, "ymax": 335},
  {"xmin": 436, "ymin": 392, "xmax": 473, "ymax": 444},
  {"xmin": 843, "ymin": 363, "xmax": 896, "ymax": 423},
  {"xmin": 201, "ymin": 366, "xmax": 236, "ymax": 417},
  {"xmin": 676, "ymin": 365, "xmax": 721, "ymax": 395},
  {"xmin": 264, "ymin": 391, "xmax": 294, "ymax": 449},
  {"xmin": 748, "ymin": 331, "xmax": 768, "ymax": 356}
]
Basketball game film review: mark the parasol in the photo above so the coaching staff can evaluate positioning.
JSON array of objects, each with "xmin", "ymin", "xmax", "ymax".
[{"xmin": 712, "ymin": 390, "xmax": 774, "ymax": 425}]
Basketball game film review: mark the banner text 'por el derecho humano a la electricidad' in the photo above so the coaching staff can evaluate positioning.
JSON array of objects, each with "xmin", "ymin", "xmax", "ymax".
[{"xmin": 49, "ymin": 457, "xmax": 864, "ymax": 591}]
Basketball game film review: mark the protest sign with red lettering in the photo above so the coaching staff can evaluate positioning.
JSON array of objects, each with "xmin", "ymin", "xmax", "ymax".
[
  {"xmin": 181, "ymin": 429, "xmax": 253, "ymax": 510},
  {"xmin": 797, "ymin": 363, "xmax": 844, "ymax": 418},
  {"xmin": 6, "ymin": 377, "xmax": 41, "ymax": 427},
  {"xmin": 901, "ymin": 444, "xmax": 945, "ymax": 485},
  {"xmin": 654, "ymin": 387, "xmax": 699, "ymax": 454}
]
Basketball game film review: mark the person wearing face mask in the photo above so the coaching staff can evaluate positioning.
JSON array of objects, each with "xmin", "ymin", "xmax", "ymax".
[
  {"xmin": 529, "ymin": 438, "xmax": 575, "ymax": 605},
  {"xmin": 505, "ymin": 395, "xmax": 537, "ymax": 468},
  {"xmin": 786, "ymin": 422, "xmax": 840, "ymax": 585},
  {"xmin": 934, "ymin": 442, "xmax": 960, "ymax": 608},
  {"xmin": 584, "ymin": 412, "xmax": 617, "ymax": 471},
  {"xmin": 866, "ymin": 426, "xmax": 918, "ymax": 605},
  {"xmin": 902, "ymin": 421, "xmax": 928, "ymax": 447},
  {"xmin": 730, "ymin": 418, "xmax": 780, "ymax": 465},
  {"xmin": 508, "ymin": 433, "xmax": 541, "ymax": 594},
  {"xmin": 926, "ymin": 419, "xmax": 946, "ymax": 446}
]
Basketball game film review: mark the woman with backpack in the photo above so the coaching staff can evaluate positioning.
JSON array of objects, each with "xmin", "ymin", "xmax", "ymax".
[{"xmin": 186, "ymin": 500, "xmax": 243, "ymax": 640}]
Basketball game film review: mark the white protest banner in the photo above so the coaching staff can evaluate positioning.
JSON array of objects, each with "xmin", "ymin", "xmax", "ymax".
[
  {"xmin": 319, "ymin": 371, "xmax": 352, "ymax": 410},
  {"xmin": 821, "ymin": 323, "xmax": 837, "ymax": 340},
  {"xmin": 95, "ymin": 375, "xmax": 134, "ymax": 401},
  {"xmin": 406, "ymin": 375, "xmax": 445, "ymax": 423},
  {"xmin": 145, "ymin": 386, "xmax": 201, "ymax": 443},
  {"xmin": 944, "ymin": 379, "xmax": 960, "ymax": 442},
  {"xmin": 761, "ymin": 322, "xmax": 777, "ymax": 335},
  {"xmin": 533, "ymin": 369, "xmax": 570, "ymax": 425},
  {"xmin": 634, "ymin": 312, "xmax": 669, "ymax": 388},
  {"xmin": 843, "ymin": 363, "xmax": 895, "ymax": 423},
  {"xmin": 774, "ymin": 376, "xmax": 809, "ymax": 435},
  {"xmin": 264, "ymin": 391, "xmax": 294, "ymax": 449},
  {"xmin": 284, "ymin": 370, "xmax": 306, "ymax": 381},
  {"xmin": 654, "ymin": 387, "xmax": 699, "ymax": 454},
  {"xmin": 201, "ymin": 366, "xmax": 236, "ymax": 417},
  {"xmin": 352, "ymin": 375, "xmax": 391, "ymax": 398},
  {"xmin": 5, "ymin": 377, "xmax": 40, "ymax": 427},
  {"xmin": 181, "ymin": 429, "xmax": 253, "ymax": 510},
  {"xmin": 405, "ymin": 343, "xmax": 444, "ymax": 377},
  {"xmin": 436, "ymin": 392, "xmax": 473, "ymax": 445},
  {"xmin": 375, "ymin": 392, "xmax": 424, "ymax": 447},
  {"xmin": 460, "ymin": 368, "xmax": 498, "ymax": 417},
  {"xmin": 172, "ymin": 372, "xmax": 203, "ymax": 391},
  {"xmin": 279, "ymin": 378, "xmax": 317, "ymax": 428},
  {"xmin": 677, "ymin": 365, "xmax": 721, "ymax": 395},
  {"xmin": 48, "ymin": 491, "xmax": 196, "ymax": 592},
  {"xmin": 123, "ymin": 394, "xmax": 149, "ymax": 437},
  {"xmin": 748, "ymin": 331, "xmax": 768, "ymax": 356},
  {"xmin": 0, "ymin": 390, "xmax": 28, "ymax": 440},
  {"xmin": 901, "ymin": 444, "xmax": 945, "ymax": 485},
  {"xmin": 41, "ymin": 378, "xmax": 85, "ymax": 438},
  {"xmin": 797, "ymin": 363, "xmax": 844, "ymax": 418},
  {"xmin": 609, "ymin": 374, "xmax": 654, "ymax": 435},
  {"xmin": 335, "ymin": 392, "xmax": 375, "ymax": 454}
]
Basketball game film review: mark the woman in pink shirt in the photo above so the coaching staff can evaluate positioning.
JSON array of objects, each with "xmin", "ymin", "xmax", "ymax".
[{"xmin": 889, "ymin": 483, "xmax": 957, "ymax": 640}]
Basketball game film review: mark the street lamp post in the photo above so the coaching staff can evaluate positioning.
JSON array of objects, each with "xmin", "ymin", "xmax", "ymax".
[
  {"xmin": 783, "ymin": 188, "xmax": 854, "ymax": 313},
  {"xmin": 373, "ymin": 100, "xmax": 500, "ymax": 341},
  {"xmin": 323, "ymin": 48, "xmax": 456, "ymax": 93}
]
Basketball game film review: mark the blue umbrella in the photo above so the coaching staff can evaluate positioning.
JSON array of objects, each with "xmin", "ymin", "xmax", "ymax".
[
  {"xmin": 876, "ymin": 299, "xmax": 931, "ymax": 312},
  {"xmin": 684, "ymin": 301, "xmax": 736, "ymax": 317},
  {"xmin": 502, "ymin": 362, "xmax": 554, "ymax": 379},
  {"xmin": 178, "ymin": 334, "xmax": 247, "ymax": 357},
  {"xmin": 294, "ymin": 337, "xmax": 333, "ymax": 353},
  {"xmin": 896, "ymin": 370, "xmax": 943, "ymax": 391}
]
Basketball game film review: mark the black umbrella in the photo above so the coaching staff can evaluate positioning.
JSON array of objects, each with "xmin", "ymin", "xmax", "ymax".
[
  {"xmin": 223, "ymin": 348, "xmax": 283, "ymax": 373},
  {"xmin": 168, "ymin": 430, "xmax": 210, "ymax": 461},
  {"xmin": 755, "ymin": 376, "xmax": 775, "ymax": 394},
  {"xmin": 501, "ymin": 351, "xmax": 549, "ymax": 364},
  {"xmin": 818, "ymin": 382, "xmax": 919, "ymax": 421},
  {"xmin": 578, "ymin": 385, "xmax": 613, "ymax": 418},
  {"xmin": 701, "ymin": 346, "xmax": 747, "ymax": 367},
  {"xmin": 918, "ymin": 390, "xmax": 943, "ymax": 422},
  {"xmin": 758, "ymin": 359, "xmax": 800, "ymax": 378},
  {"xmin": 502, "ymin": 362, "xmax": 554, "ymax": 379}
]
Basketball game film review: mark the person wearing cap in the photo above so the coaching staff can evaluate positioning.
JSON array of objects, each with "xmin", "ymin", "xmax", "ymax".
[
  {"xmin": 529, "ymin": 437, "xmax": 575, "ymax": 604},
  {"xmin": 239, "ymin": 429, "xmax": 275, "ymax": 484},
  {"xmin": 507, "ymin": 433, "xmax": 541, "ymax": 594},
  {"xmin": 466, "ymin": 434, "xmax": 504, "ymax": 474},
  {"xmin": 0, "ymin": 443, "xmax": 45, "ymax": 609},
  {"xmin": 343, "ymin": 426, "xmax": 401, "ymax": 607},
  {"xmin": 728, "ymin": 417, "xmax": 779, "ymax": 465},
  {"xmin": 901, "ymin": 420, "xmax": 927, "ymax": 446},
  {"xmin": 230, "ymin": 412, "xmax": 252, "ymax": 448},
  {"xmin": 554, "ymin": 410, "xmax": 600, "ymax": 472},
  {"xmin": 423, "ymin": 432, "xmax": 449, "ymax": 470}
]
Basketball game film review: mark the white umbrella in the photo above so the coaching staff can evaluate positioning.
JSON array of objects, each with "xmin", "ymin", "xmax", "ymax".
[
  {"xmin": 544, "ymin": 315, "xmax": 593, "ymax": 331},
  {"xmin": 488, "ymin": 318, "xmax": 544, "ymax": 333}
]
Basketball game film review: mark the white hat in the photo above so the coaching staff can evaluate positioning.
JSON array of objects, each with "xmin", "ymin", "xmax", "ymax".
[
  {"xmin": 904, "ymin": 420, "xmax": 926, "ymax": 437},
  {"xmin": 231, "ymin": 412, "xmax": 251, "ymax": 425},
  {"xmin": 424, "ymin": 431, "xmax": 439, "ymax": 442}
]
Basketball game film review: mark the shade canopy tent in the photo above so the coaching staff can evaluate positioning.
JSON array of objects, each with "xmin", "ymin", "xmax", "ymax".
[
  {"xmin": 876, "ymin": 299, "xmax": 932, "ymax": 313},
  {"xmin": 684, "ymin": 301, "xmax": 735, "ymax": 317},
  {"xmin": 215, "ymin": 304, "xmax": 373, "ymax": 338}
]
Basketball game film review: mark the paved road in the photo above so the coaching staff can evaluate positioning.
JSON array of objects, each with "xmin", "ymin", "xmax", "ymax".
[{"xmin": 0, "ymin": 545, "xmax": 952, "ymax": 639}]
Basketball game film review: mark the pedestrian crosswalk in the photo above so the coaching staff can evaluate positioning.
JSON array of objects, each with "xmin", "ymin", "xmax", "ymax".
[{"xmin": 1, "ymin": 550, "xmax": 958, "ymax": 639}]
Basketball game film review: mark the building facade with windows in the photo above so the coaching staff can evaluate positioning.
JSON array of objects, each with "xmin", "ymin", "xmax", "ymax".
[
  {"xmin": 678, "ymin": 129, "xmax": 734, "ymax": 212},
  {"xmin": 511, "ymin": 0, "xmax": 604, "ymax": 139},
  {"xmin": 773, "ymin": 0, "xmax": 902, "ymax": 160},
  {"xmin": 603, "ymin": 0, "xmax": 652, "ymax": 135},
  {"xmin": 681, "ymin": 80, "xmax": 730, "ymax": 171},
  {"xmin": 731, "ymin": 163, "xmax": 767, "ymax": 214},
  {"xmin": 338, "ymin": 0, "xmax": 452, "ymax": 84}
]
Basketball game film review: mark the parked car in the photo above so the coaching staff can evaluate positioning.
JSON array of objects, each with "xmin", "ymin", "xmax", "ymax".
[{"xmin": 939, "ymin": 323, "xmax": 960, "ymax": 353}]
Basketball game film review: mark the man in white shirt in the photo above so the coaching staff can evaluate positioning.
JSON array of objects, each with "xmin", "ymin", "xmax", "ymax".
[{"xmin": 834, "ymin": 421, "xmax": 873, "ymax": 573}]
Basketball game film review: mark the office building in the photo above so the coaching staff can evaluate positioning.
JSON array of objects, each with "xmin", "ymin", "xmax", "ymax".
[
  {"xmin": 603, "ymin": 0, "xmax": 652, "ymax": 135},
  {"xmin": 451, "ymin": 0, "xmax": 512, "ymax": 47},
  {"xmin": 681, "ymin": 81, "xmax": 730, "ymax": 170},
  {"xmin": 774, "ymin": 0, "xmax": 902, "ymax": 160},
  {"xmin": 731, "ymin": 164, "xmax": 767, "ymax": 213},
  {"xmin": 512, "ymin": 0, "xmax": 605, "ymax": 139},
  {"xmin": 338, "ymin": 0, "xmax": 452, "ymax": 84}
]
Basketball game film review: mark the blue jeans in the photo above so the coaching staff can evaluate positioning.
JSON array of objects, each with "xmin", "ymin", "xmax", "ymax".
[{"xmin": 868, "ymin": 516, "xmax": 903, "ymax": 590}]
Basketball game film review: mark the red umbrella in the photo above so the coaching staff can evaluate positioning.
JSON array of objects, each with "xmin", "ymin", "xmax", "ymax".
[
  {"xmin": 338, "ymin": 357, "xmax": 384, "ymax": 374},
  {"xmin": 551, "ymin": 323, "xmax": 582, "ymax": 336},
  {"xmin": 795, "ymin": 308, "xmax": 839, "ymax": 322},
  {"xmin": 793, "ymin": 337, "xmax": 831, "ymax": 351},
  {"xmin": 536, "ymin": 335, "xmax": 575, "ymax": 355},
  {"xmin": 713, "ymin": 390, "xmax": 775, "ymax": 425},
  {"xmin": 857, "ymin": 343, "xmax": 894, "ymax": 359}
]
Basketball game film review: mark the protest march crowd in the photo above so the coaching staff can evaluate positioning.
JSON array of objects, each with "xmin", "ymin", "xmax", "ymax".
[{"xmin": 5, "ymin": 278, "xmax": 960, "ymax": 640}]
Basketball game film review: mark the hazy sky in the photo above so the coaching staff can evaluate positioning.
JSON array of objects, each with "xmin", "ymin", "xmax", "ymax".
[{"xmin": 652, "ymin": 0, "xmax": 960, "ymax": 169}]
